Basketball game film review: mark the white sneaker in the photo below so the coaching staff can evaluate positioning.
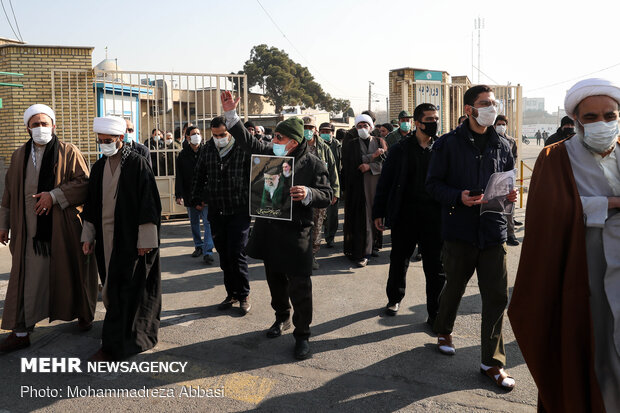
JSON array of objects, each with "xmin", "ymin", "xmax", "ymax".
[{"xmin": 386, "ymin": 303, "xmax": 399, "ymax": 315}]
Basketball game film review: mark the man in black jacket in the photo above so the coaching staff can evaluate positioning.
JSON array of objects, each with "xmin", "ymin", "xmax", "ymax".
[
  {"xmin": 174, "ymin": 127, "xmax": 214, "ymax": 264},
  {"xmin": 319, "ymin": 122, "xmax": 342, "ymax": 248},
  {"xmin": 124, "ymin": 119, "xmax": 151, "ymax": 166},
  {"xmin": 146, "ymin": 128, "xmax": 166, "ymax": 176},
  {"xmin": 372, "ymin": 103, "xmax": 445, "ymax": 322},
  {"xmin": 545, "ymin": 116, "xmax": 576, "ymax": 146},
  {"xmin": 493, "ymin": 115, "xmax": 520, "ymax": 245},
  {"xmin": 190, "ymin": 116, "xmax": 253, "ymax": 314},
  {"xmin": 221, "ymin": 91, "xmax": 332, "ymax": 360}
]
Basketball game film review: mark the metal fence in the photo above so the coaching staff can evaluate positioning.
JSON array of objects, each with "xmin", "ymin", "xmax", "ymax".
[
  {"xmin": 51, "ymin": 69, "xmax": 249, "ymax": 216},
  {"xmin": 405, "ymin": 82, "xmax": 523, "ymax": 139},
  {"xmin": 402, "ymin": 81, "xmax": 523, "ymax": 176}
]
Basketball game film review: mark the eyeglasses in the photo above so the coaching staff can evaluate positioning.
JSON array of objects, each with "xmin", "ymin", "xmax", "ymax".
[
  {"xmin": 474, "ymin": 100, "xmax": 499, "ymax": 108},
  {"xmin": 97, "ymin": 137, "xmax": 118, "ymax": 144}
]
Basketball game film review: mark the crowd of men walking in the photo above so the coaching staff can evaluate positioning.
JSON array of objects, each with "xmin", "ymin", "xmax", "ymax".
[{"xmin": 1, "ymin": 78, "xmax": 619, "ymax": 411}]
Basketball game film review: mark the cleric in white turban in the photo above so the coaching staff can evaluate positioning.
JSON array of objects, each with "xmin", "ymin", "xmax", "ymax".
[
  {"xmin": 509, "ymin": 77, "xmax": 620, "ymax": 412},
  {"xmin": 93, "ymin": 115, "xmax": 127, "ymax": 137},
  {"xmin": 23, "ymin": 103, "xmax": 56, "ymax": 126},
  {"xmin": 342, "ymin": 112, "xmax": 386, "ymax": 267},
  {"xmin": 82, "ymin": 114, "xmax": 162, "ymax": 362},
  {"xmin": 0, "ymin": 103, "xmax": 98, "ymax": 353}
]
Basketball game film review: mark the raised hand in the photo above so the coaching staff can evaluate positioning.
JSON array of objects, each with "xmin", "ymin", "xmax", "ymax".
[{"xmin": 221, "ymin": 91, "xmax": 241, "ymax": 112}]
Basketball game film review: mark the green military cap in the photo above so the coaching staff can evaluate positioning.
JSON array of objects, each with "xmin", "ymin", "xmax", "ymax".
[{"xmin": 398, "ymin": 110, "xmax": 413, "ymax": 119}]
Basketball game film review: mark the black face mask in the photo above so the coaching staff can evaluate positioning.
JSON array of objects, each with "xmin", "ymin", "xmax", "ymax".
[
  {"xmin": 563, "ymin": 127, "xmax": 575, "ymax": 135},
  {"xmin": 421, "ymin": 121, "xmax": 438, "ymax": 137}
]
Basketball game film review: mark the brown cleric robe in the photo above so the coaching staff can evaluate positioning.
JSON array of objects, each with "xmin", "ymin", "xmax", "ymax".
[
  {"xmin": 508, "ymin": 139, "xmax": 608, "ymax": 413},
  {"xmin": 0, "ymin": 140, "xmax": 98, "ymax": 331}
]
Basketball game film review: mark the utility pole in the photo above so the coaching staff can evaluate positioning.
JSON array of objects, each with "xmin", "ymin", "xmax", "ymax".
[
  {"xmin": 474, "ymin": 17, "xmax": 485, "ymax": 83},
  {"xmin": 368, "ymin": 81, "xmax": 374, "ymax": 111},
  {"xmin": 471, "ymin": 32, "xmax": 474, "ymax": 82},
  {"xmin": 386, "ymin": 97, "xmax": 389, "ymax": 120}
]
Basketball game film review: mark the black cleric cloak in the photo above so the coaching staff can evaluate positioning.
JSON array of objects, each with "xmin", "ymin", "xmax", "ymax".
[{"xmin": 82, "ymin": 149, "xmax": 162, "ymax": 359}]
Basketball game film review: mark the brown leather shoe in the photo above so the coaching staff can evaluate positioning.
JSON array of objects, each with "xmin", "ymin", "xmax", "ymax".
[
  {"xmin": 0, "ymin": 332, "xmax": 31, "ymax": 353},
  {"xmin": 77, "ymin": 319, "xmax": 93, "ymax": 332},
  {"xmin": 437, "ymin": 333, "xmax": 456, "ymax": 355},
  {"xmin": 239, "ymin": 297, "xmax": 251, "ymax": 315}
]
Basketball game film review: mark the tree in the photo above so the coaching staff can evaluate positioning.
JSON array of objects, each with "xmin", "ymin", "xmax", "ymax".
[{"xmin": 240, "ymin": 44, "xmax": 350, "ymax": 115}]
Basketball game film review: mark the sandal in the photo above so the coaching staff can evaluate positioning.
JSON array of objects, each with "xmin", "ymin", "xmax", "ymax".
[{"xmin": 480, "ymin": 366, "xmax": 516, "ymax": 390}]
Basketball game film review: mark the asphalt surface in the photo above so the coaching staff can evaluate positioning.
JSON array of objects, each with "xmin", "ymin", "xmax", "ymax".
[{"xmin": 0, "ymin": 142, "xmax": 545, "ymax": 413}]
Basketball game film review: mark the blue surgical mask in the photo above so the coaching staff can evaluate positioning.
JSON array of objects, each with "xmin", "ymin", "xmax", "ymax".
[
  {"xmin": 273, "ymin": 143, "xmax": 288, "ymax": 156},
  {"xmin": 400, "ymin": 122, "xmax": 411, "ymax": 132},
  {"xmin": 320, "ymin": 133, "xmax": 331, "ymax": 142},
  {"xmin": 304, "ymin": 129, "xmax": 314, "ymax": 140}
]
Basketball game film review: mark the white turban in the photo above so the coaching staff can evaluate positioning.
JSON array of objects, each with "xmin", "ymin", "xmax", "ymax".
[
  {"xmin": 354, "ymin": 114, "xmax": 374, "ymax": 130},
  {"xmin": 93, "ymin": 116, "xmax": 127, "ymax": 136},
  {"xmin": 23, "ymin": 104, "xmax": 55, "ymax": 126},
  {"xmin": 564, "ymin": 78, "xmax": 620, "ymax": 119}
]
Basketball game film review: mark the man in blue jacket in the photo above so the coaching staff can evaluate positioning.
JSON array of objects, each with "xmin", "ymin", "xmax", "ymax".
[{"xmin": 426, "ymin": 85, "xmax": 518, "ymax": 390}]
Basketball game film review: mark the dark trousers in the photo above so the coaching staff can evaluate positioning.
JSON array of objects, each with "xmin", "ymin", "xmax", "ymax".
[
  {"xmin": 208, "ymin": 212, "xmax": 251, "ymax": 300},
  {"xmin": 324, "ymin": 199, "xmax": 339, "ymax": 243},
  {"xmin": 434, "ymin": 240, "xmax": 508, "ymax": 367},
  {"xmin": 264, "ymin": 261, "xmax": 312, "ymax": 340},
  {"xmin": 386, "ymin": 216, "xmax": 445, "ymax": 319}
]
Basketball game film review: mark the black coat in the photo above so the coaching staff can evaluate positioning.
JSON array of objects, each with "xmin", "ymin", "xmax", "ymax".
[
  {"xmin": 146, "ymin": 137, "xmax": 166, "ymax": 176},
  {"xmin": 128, "ymin": 141, "xmax": 152, "ymax": 167},
  {"xmin": 175, "ymin": 144, "xmax": 202, "ymax": 201},
  {"xmin": 342, "ymin": 136, "xmax": 386, "ymax": 259},
  {"xmin": 545, "ymin": 128, "xmax": 575, "ymax": 146},
  {"xmin": 82, "ymin": 148, "xmax": 162, "ymax": 359},
  {"xmin": 228, "ymin": 120, "xmax": 332, "ymax": 276},
  {"xmin": 372, "ymin": 136, "xmax": 439, "ymax": 228}
]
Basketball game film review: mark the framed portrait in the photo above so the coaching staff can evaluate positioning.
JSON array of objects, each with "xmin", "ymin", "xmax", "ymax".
[
  {"xmin": 249, "ymin": 154, "xmax": 294, "ymax": 221},
  {"xmin": 480, "ymin": 171, "xmax": 515, "ymax": 216}
]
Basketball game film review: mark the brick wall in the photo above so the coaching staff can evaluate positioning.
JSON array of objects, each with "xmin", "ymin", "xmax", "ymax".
[{"xmin": 0, "ymin": 45, "xmax": 94, "ymax": 194}]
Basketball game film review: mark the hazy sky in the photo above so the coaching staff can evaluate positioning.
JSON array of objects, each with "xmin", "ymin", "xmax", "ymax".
[{"xmin": 2, "ymin": 0, "xmax": 619, "ymax": 116}]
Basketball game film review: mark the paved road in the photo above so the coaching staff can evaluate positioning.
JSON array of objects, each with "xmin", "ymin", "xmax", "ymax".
[{"xmin": 0, "ymin": 143, "xmax": 547, "ymax": 413}]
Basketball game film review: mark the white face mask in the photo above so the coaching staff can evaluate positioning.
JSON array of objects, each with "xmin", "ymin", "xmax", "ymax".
[
  {"xmin": 153, "ymin": 135, "xmax": 161, "ymax": 142},
  {"xmin": 31, "ymin": 126, "xmax": 53, "ymax": 145},
  {"xmin": 495, "ymin": 125, "xmax": 507, "ymax": 135},
  {"xmin": 190, "ymin": 134, "xmax": 202, "ymax": 146},
  {"xmin": 357, "ymin": 128, "xmax": 370, "ymax": 139},
  {"xmin": 213, "ymin": 136, "xmax": 229, "ymax": 148},
  {"xmin": 124, "ymin": 132, "xmax": 135, "ymax": 143},
  {"xmin": 474, "ymin": 105, "xmax": 497, "ymax": 127},
  {"xmin": 100, "ymin": 142, "xmax": 119, "ymax": 157},
  {"xmin": 165, "ymin": 138, "xmax": 173, "ymax": 145},
  {"xmin": 581, "ymin": 120, "xmax": 619, "ymax": 153}
]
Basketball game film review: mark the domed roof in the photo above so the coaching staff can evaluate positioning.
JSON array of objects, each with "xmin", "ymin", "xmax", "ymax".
[
  {"xmin": 94, "ymin": 59, "xmax": 128, "ymax": 82},
  {"xmin": 94, "ymin": 58, "xmax": 121, "ymax": 71}
]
